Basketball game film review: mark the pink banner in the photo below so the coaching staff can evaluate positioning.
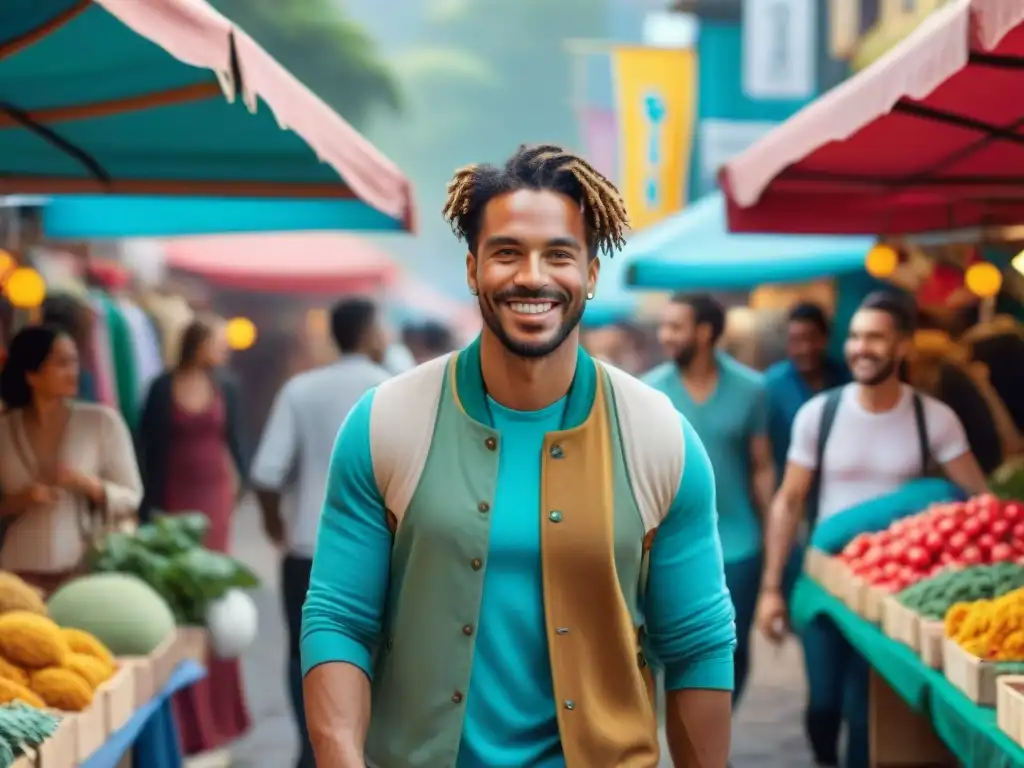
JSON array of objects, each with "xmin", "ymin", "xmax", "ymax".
[{"xmin": 577, "ymin": 107, "xmax": 618, "ymax": 183}]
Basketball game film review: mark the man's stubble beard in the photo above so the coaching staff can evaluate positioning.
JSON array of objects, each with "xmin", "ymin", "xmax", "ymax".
[{"xmin": 480, "ymin": 295, "xmax": 586, "ymax": 359}]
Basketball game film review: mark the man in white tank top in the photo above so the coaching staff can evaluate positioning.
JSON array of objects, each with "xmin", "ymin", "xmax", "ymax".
[{"xmin": 756, "ymin": 292, "xmax": 988, "ymax": 767}]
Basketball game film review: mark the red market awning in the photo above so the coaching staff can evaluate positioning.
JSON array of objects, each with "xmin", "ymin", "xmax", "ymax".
[
  {"xmin": 163, "ymin": 233, "xmax": 399, "ymax": 294},
  {"xmin": 720, "ymin": 0, "xmax": 1024, "ymax": 235}
]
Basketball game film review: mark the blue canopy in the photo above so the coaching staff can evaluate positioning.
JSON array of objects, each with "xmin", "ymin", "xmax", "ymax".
[
  {"xmin": 623, "ymin": 192, "xmax": 875, "ymax": 290},
  {"xmin": 40, "ymin": 195, "xmax": 403, "ymax": 239}
]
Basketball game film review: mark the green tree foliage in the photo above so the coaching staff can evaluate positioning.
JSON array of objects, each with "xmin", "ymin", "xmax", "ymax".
[
  {"xmin": 378, "ymin": 0, "xmax": 604, "ymax": 272},
  {"xmin": 209, "ymin": 0, "xmax": 401, "ymax": 132}
]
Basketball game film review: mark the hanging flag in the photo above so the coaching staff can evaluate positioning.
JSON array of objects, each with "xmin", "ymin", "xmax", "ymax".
[{"xmin": 611, "ymin": 46, "xmax": 696, "ymax": 232}]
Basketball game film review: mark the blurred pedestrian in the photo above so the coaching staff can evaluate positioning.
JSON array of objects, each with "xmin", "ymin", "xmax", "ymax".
[
  {"xmin": 301, "ymin": 145, "xmax": 734, "ymax": 767},
  {"xmin": 645, "ymin": 293, "xmax": 775, "ymax": 710},
  {"xmin": 765, "ymin": 303, "xmax": 850, "ymax": 589},
  {"xmin": 250, "ymin": 297, "xmax": 390, "ymax": 768},
  {"xmin": 136, "ymin": 316, "xmax": 251, "ymax": 757},
  {"xmin": 0, "ymin": 325, "xmax": 141, "ymax": 594},
  {"xmin": 757, "ymin": 291, "xmax": 988, "ymax": 768}
]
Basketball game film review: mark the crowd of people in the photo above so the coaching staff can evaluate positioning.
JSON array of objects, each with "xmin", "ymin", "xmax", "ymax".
[{"xmin": 0, "ymin": 142, "xmax": 1014, "ymax": 768}]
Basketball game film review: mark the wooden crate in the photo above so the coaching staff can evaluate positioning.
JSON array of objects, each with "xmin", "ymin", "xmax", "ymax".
[
  {"xmin": 178, "ymin": 626, "xmax": 208, "ymax": 665},
  {"xmin": 101, "ymin": 662, "xmax": 137, "ymax": 734},
  {"xmin": 869, "ymin": 670, "xmax": 956, "ymax": 767},
  {"xmin": 804, "ymin": 548, "xmax": 831, "ymax": 583},
  {"xmin": 862, "ymin": 584, "xmax": 886, "ymax": 624},
  {"xmin": 845, "ymin": 577, "xmax": 885, "ymax": 623},
  {"xmin": 819, "ymin": 556, "xmax": 851, "ymax": 599},
  {"xmin": 36, "ymin": 713, "xmax": 77, "ymax": 768},
  {"xmin": 74, "ymin": 695, "xmax": 108, "ymax": 763},
  {"xmin": 943, "ymin": 637, "xmax": 1000, "ymax": 705},
  {"xmin": 881, "ymin": 596, "xmax": 920, "ymax": 650},
  {"xmin": 997, "ymin": 676, "xmax": 1024, "ymax": 747},
  {"xmin": 119, "ymin": 631, "xmax": 179, "ymax": 705},
  {"xmin": 919, "ymin": 620, "xmax": 945, "ymax": 669}
]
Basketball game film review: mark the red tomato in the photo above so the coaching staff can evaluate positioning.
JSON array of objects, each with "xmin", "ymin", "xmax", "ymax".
[
  {"xmin": 905, "ymin": 545, "xmax": 931, "ymax": 570},
  {"xmin": 865, "ymin": 567, "xmax": 886, "ymax": 584},
  {"xmin": 940, "ymin": 552, "xmax": 958, "ymax": 566},
  {"xmin": 936, "ymin": 517, "xmax": 958, "ymax": 536},
  {"xmin": 961, "ymin": 545, "xmax": 983, "ymax": 565},
  {"xmin": 977, "ymin": 506, "xmax": 995, "ymax": 527},
  {"xmin": 1003, "ymin": 502, "xmax": 1023, "ymax": 523},
  {"xmin": 1013, "ymin": 522, "xmax": 1024, "ymax": 540},
  {"xmin": 990, "ymin": 519, "xmax": 1011, "ymax": 541},
  {"xmin": 991, "ymin": 543, "xmax": 1014, "ymax": 563},
  {"xmin": 978, "ymin": 533, "xmax": 996, "ymax": 551},
  {"xmin": 882, "ymin": 561, "xmax": 901, "ymax": 579},
  {"xmin": 844, "ymin": 534, "xmax": 873, "ymax": 559},
  {"xmin": 924, "ymin": 531, "xmax": 944, "ymax": 553},
  {"xmin": 905, "ymin": 528, "xmax": 927, "ymax": 547},
  {"xmin": 963, "ymin": 516, "xmax": 983, "ymax": 539},
  {"xmin": 947, "ymin": 531, "xmax": 969, "ymax": 555},
  {"xmin": 862, "ymin": 547, "xmax": 884, "ymax": 567}
]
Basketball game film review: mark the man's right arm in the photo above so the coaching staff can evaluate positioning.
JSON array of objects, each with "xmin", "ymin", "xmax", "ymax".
[
  {"xmin": 757, "ymin": 399, "xmax": 818, "ymax": 640},
  {"xmin": 301, "ymin": 390, "xmax": 392, "ymax": 766}
]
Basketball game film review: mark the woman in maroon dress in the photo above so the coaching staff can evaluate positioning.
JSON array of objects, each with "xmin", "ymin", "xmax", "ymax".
[{"xmin": 137, "ymin": 317, "xmax": 251, "ymax": 756}]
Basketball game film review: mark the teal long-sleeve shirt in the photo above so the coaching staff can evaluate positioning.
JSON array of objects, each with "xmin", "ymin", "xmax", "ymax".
[{"xmin": 301, "ymin": 389, "xmax": 736, "ymax": 766}]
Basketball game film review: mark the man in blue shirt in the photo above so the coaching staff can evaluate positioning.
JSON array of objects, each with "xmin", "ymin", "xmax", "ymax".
[
  {"xmin": 645, "ymin": 293, "xmax": 775, "ymax": 707},
  {"xmin": 764, "ymin": 302, "xmax": 849, "ymax": 482},
  {"xmin": 300, "ymin": 145, "xmax": 736, "ymax": 767}
]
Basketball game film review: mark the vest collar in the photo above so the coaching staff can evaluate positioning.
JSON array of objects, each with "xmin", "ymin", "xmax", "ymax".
[{"xmin": 454, "ymin": 335, "xmax": 597, "ymax": 430}]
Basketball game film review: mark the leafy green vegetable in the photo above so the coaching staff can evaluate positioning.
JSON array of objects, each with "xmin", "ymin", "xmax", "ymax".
[
  {"xmin": 88, "ymin": 513, "xmax": 258, "ymax": 625},
  {"xmin": 0, "ymin": 702, "xmax": 60, "ymax": 766},
  {"xmin": 990, "ymin": 457, "xmax": 1024, "ymax": 502},
  {"xmin": 897, "ymin": 562, "xmax": 1024, "ymax": 619}
]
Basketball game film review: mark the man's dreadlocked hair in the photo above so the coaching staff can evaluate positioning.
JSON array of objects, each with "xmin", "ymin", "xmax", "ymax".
[{"xmin": 442, "ymin": 144, "xmax": 630, "ymax": 259}]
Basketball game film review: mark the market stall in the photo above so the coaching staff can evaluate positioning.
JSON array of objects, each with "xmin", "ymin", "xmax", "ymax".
[
  {"xmin": 719, "ymin": 0, "xmax": 1024, "ymax": 236},
  {"xmin": 0, "ymin": 513, "xmax": 259, "ymax": 768},
  {"xmin": 794, "ymin": 477, "xmax": 1024, "ymax": 767},
  {"xmin": 0, "ymin": 0, "xmax": 414, "ymax": 229}
]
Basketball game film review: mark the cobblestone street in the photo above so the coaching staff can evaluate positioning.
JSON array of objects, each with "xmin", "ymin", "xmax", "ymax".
[{"xmin": 226, "ymin": 502, "xmax": 815, "ymax": 767}]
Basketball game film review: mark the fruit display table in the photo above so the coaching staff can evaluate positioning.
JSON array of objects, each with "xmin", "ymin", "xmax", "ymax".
[
  {"xmin": 90, "ymin": 660, "xmax": 205, "ymax": 768},
  {"xmin": 793, "ymin": 576, "xmax": 1024, "ymax": 768}
]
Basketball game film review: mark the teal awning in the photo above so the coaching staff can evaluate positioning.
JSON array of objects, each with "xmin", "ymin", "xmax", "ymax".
[
  {"xmin": 41, "ymin": 195, "xmax": 403, "ymax": 238},
  {"xmin": 624, "ymin": 192, "xmax": 875, "ymax": 290},
  {"xmin": 0, "ymin": 0, "xmax": 414, "ymax": 230}
]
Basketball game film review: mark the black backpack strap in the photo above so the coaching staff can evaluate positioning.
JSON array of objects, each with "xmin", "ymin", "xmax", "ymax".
[
  {"xmin": 807, "ymin": 388, "xmax": 844, "ymax": 532},
  {"xmin": 912, "ymin": 392, "xmax": 931, "ymax": 475}
]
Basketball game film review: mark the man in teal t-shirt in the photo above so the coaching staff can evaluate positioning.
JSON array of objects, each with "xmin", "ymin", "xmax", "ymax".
[{"xmin": 645, "ymin": 293, "xmax": 774, "ymax": 705}]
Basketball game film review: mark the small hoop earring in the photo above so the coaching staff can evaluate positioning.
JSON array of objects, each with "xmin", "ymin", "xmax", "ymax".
[
  {"xmin": 470, "ymin": 288, "xmax": 478, "ymax": 296},
  {"xmin": 587, "ymin": 292, "xmax": 594, "ymax": 300}
]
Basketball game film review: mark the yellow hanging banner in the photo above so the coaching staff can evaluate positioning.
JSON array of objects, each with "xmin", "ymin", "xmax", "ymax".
[{"xmin": 611, "ymin": 46, "xmax": 696, "ymax": 232}]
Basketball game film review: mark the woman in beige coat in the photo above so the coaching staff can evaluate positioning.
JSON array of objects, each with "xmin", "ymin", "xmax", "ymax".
[{"xmin": 0, "ymin": 325, "xmax": 141, "ymax": 594}]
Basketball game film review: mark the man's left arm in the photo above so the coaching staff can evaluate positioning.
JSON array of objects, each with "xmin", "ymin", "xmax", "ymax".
[
  {"xmin": 647, "ymin": 415, "xmax": 736, "ymax": 768},
  {"xmin": 250, "ymin": 384, "xmax": 299, "ymax": 546},
  {"xmin": 928, "ymin": 399, "xmax": 989, "ymax": 496},
  {"xmin": 749, "ymin": 383, "xmax": 776, "ymax": 519}
]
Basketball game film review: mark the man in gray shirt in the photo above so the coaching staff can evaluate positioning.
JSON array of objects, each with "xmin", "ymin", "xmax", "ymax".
[{"xmin": 250, "ymin": 297, "xmax": 391, "ymax": 768}]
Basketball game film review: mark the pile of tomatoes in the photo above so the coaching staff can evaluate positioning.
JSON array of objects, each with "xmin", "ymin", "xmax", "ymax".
[{"xmin": 839, "ymin": 494, "xmax": 1024, "ymax": 594}]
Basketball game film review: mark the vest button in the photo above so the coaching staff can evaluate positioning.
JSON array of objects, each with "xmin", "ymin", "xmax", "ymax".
[
  {"xmin": 563, "ymin": 700, "xmax": 575, "ymax": 710},
  {"xmin": 471, "ymin": 558, "xmax": 483, "ymax": 570},
  {"xmin": 477, "ymin": 501, "xmax": 490, "ymax": 513},
  {"xmin": 549, "ymin": 444, "xmax": 564, "ymax": 459},
  {"xmin": 452, "ymin": 690, "xmax": 464, "ymax": 704},
  {"xmin": 462, "ymin": 624, "xmax": 473, "ymax": 636},
  {"xmin": 548, "ymin": 510, "xmax": 563, "ymax": 523},
  {"xmin": 485, "ymin": 437, "xmax": 497, "ymax": 451}
]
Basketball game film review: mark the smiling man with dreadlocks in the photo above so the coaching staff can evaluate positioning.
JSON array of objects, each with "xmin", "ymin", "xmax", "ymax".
[{"xmin": 300, "ymin": 145, "xmax": 736, "ymax": 768}]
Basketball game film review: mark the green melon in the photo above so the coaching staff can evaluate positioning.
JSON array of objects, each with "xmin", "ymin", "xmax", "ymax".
[{"xmin": 46, "ymin": 573, "xmax": 175, "ymax": 655}]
